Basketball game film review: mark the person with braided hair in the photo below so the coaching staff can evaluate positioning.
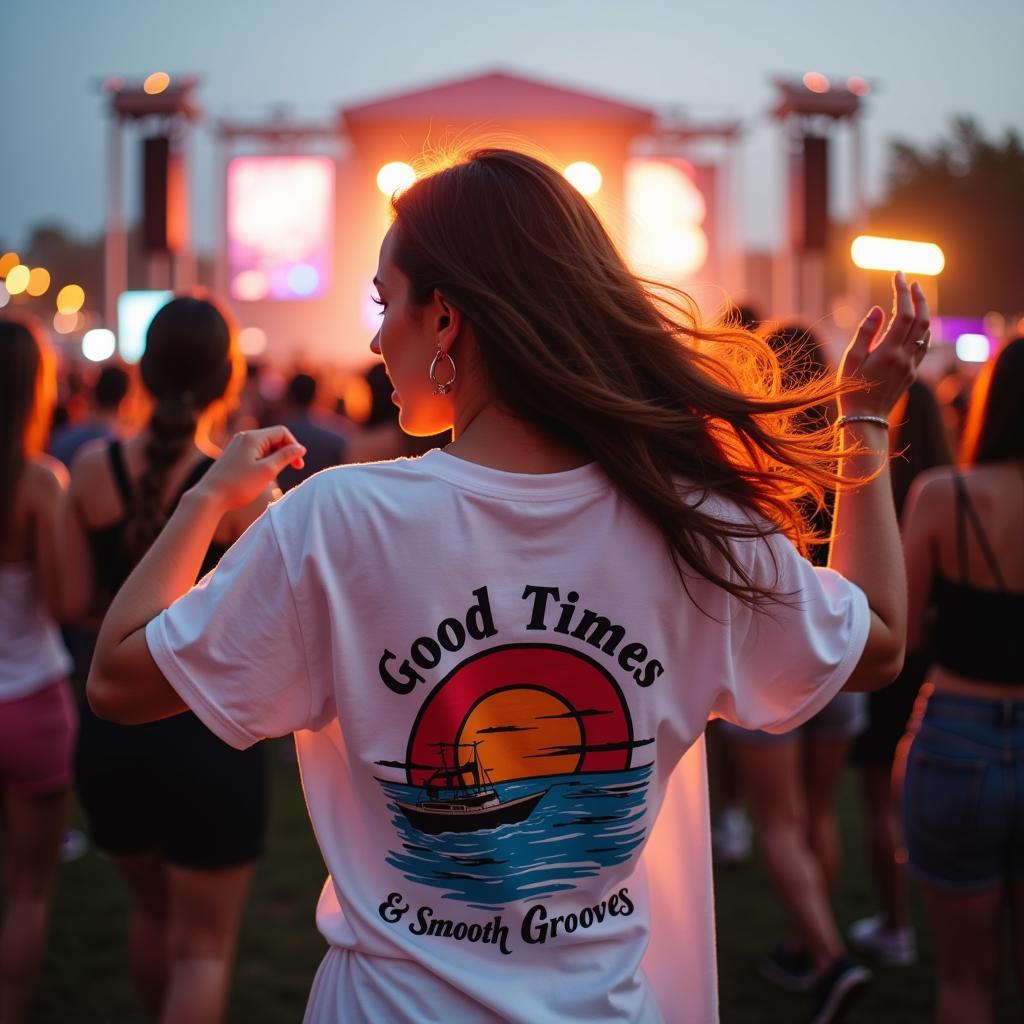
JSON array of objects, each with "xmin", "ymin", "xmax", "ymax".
[{"xmin": 64, "ymin": 295, "xmax": 274, "ymax": 1024}]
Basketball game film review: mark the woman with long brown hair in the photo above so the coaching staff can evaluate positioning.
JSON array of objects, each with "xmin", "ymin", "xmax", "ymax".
[
  {"xmin": 87, "ymin": 149, "xmax": 928, "ymax": 1024},
  {"xmin": 65, "ymin": 296, "xmax": 272, "ymax": 1024},
  {"xmin": 0, "ymin": 318, "xmax": 75, "ymax": 1024},
  {"xmin": 899, "ymin": 337, "xmax": 1024, "ymax": 1023}
]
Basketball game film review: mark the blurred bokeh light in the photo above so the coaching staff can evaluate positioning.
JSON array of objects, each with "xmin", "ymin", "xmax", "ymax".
[{"xmin": 56, "ymin": 283, "xmax": 86, "ymax": 314}]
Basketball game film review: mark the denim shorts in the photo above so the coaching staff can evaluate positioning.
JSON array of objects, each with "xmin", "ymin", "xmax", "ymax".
[
  {"xmin": 720, "ymin": 690, "xmax": 868, "ymax": 745},
  {"xmin": 902, "ymin": 691, "xmax": 1024, "ymax": 892}
]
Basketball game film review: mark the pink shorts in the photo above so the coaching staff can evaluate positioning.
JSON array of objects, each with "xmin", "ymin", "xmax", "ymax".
[{"xmin": 0, "ymin": 680, "xmax": 77, "ymax": 797}]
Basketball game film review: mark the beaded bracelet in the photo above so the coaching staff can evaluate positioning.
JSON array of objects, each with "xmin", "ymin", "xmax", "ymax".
[{"xmin": 836, "ymin": 414, "xmax": 889, "ymax": 430}]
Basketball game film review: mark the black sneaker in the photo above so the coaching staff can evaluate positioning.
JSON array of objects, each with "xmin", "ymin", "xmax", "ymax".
[
  {"xmin": 808, "ymin": 956, "xmax": 872, "ymax": 1024},
  {"xmin": 758, "ymin": 947, "xmax": 816, "ymax": 992}
]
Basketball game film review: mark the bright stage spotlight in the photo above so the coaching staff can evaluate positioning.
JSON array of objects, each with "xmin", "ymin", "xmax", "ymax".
[
  {"xmin": 376, "ymin": 162, "xmax": 416, "ymax": 197},
  {"xmin": 851, "ymin": 235, "xmax": 945, "ymax": 276},
  {"xmin": 564, "ymin": 162, "xmax": 602, "ymax": 196}
]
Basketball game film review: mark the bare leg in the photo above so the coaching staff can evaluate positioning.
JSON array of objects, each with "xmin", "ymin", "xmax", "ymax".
[
  {"xmin": 921, "ymin": 882, "xmax": 1002, "ymax": 1024},
  {"xmin": 857, "ymin": 764, "xmax": 910, "ymax": 932},
  {"xmin": 0, "ymin": 787, "xmax": 69, "ymax": 1024},
  {"xmin": 801, "ymin": 735, "xmax": 852, "ymax": 894},
  {"xmin": 160, "ymin": 862, "xmax": 254, "ymax": 1024},
  {"xmin": 736, "ymin": 740, "xmax": 844, "ymax": 972},
  {"xmin": 113, "ymin": 852, "xmax": 170, "ymax": 1016}
]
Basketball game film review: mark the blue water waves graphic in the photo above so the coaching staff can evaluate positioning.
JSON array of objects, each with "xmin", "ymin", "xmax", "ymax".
[{"xmin": 378, "ymin": 764, "xmax": 652, "ymax": 909}]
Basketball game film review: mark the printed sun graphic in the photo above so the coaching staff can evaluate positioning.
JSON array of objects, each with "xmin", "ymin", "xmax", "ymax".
[{"xmin": 375, "ymin": 644, "xmax": 653, "ymax": 908}]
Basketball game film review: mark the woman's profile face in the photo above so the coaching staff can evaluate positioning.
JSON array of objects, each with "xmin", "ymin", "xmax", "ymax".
[{"xmin": 369, "ymin": 226, "xmax": 454, "ymax": 436}]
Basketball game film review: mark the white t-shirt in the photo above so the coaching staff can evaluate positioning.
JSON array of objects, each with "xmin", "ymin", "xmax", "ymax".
[{"xmin": 146, "ymin": 451, "xmax": 869, "ymax": 1023}]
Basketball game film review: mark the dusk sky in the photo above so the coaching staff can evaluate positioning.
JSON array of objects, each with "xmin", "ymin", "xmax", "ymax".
[{"xmin": 4, "ymin": 0, "xmax": 1022, "ymax": 251}]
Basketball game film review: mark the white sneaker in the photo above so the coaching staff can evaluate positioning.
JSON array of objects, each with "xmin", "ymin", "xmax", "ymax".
[
  {"xmin": 712, "ymin": 807, "xmax": 753, "ymax": 865},
  {"xmin": 848, "ymin": 914, "xmax": 916, "ymax": 967}
]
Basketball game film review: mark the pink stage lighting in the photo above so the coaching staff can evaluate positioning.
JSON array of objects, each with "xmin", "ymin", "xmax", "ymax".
[{"xmin": 227, "ymin": 156, "xmax": 335, "ymax": 301}]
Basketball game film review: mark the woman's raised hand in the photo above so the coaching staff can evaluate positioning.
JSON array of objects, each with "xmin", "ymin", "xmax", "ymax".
[
  {"xmin": 838, "ymin": 271, "xmax": 931, "ymax": 417},
  {"xmin": 192, "ymin": 426, "xmax": 306, "ymax": 512}
]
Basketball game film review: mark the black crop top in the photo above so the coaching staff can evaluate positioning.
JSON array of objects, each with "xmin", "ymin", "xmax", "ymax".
[
  {"xmin": 931, "ymin": 472, "xmax": 1024, "ymax": 683},
  {"xmin": 87, "ymin": 440, "xmax": 228, "ymax": 603}
]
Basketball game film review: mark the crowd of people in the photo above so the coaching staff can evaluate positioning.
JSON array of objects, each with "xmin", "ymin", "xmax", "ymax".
[{"xmin": 0, "ymin": 148, "xmax": 1021, "ymax": 1024}]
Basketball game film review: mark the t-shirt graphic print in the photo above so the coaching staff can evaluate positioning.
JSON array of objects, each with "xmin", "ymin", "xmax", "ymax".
[{"xmin": 375, "ymin": 636, "xmax": 653, "ymax": 912}]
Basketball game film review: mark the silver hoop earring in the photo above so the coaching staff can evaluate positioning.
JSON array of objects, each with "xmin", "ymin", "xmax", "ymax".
[{"xmin": 429, "ymin": 348, "xmax": 457, "ymax": 395}]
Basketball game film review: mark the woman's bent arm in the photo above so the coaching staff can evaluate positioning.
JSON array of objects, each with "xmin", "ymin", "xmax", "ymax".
[
  {"xmin": 88, "ymin": 428, "xmax": 304, "ymax": 724},
  {"xmin": 831, "ymin": 273, "xmax": 930, "ymax": 692}
]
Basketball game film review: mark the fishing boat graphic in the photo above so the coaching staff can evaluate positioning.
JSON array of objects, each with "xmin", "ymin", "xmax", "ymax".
[{"xmin": 395, "ymin": 740, "xmax": 548, "ymax": 835}]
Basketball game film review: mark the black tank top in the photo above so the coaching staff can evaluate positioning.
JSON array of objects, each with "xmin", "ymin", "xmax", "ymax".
[
  {"xmin": 87, "ymin": 440, "xmax": 228, "ymax": 602},
  {"xmin": 931, "ymin": 472, "xmax": 1024, "ymax": 683}
]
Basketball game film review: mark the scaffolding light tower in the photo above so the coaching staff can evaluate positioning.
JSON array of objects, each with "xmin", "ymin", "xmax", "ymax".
[
  {"xmin": 101, "ymin": 74, "xmax": 202, "ymax": 329},
  {"xmin": 771, "ymin": 73, "xmax": 868, "ymax": 322}
]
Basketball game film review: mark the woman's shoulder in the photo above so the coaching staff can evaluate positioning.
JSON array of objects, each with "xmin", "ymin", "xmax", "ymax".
[
  {"xmin": 902, "ymin": 465, "xmax": 958, "ymax": 531},
  {"xmin": 69, "ymin": 436, "xmax": 114, "ymax": 479},
  {"xmin": 268, "ymin": 456, "xmax": 441, "ymax": 530},
  {"xmin": 908, "ymin": 464, "xmax": 959, "ymax": 495},
  {"xmin": 290, "ymin": 455, "xmax": 427, "ymax": 495},
  {"xmin": 21, "ymin": 453, "xmax": 68, "ymax": 501}
]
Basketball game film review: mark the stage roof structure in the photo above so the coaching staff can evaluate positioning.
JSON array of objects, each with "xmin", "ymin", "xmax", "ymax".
[{"xmin": 342, "ymin": 70, "xmax": 652, "ymax": 126}]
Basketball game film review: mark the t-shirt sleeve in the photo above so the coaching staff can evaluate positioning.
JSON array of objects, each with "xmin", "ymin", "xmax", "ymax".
[
  {"xmin": 145, "ymin": 506, "xmax": 320, "ymax": 749},
  {"xmin": 709, "ymin": 530, "xmax": 870, "ymax": 734}
]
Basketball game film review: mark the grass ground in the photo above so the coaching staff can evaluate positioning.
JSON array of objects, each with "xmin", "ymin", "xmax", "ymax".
[{"xmin": 16, "ymin": 743, "xmax": 1023, "ymax": 1022}]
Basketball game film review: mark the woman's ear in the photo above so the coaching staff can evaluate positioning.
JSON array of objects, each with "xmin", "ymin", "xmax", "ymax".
[{"xmin": 433, "ymin": 289, "xmax": 461, "ymax": 352}]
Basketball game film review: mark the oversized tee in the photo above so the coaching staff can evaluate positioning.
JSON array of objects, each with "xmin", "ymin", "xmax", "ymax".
[{"xmin": 146, "ymin": 450, "xmax": 869, "ymax": 1023}]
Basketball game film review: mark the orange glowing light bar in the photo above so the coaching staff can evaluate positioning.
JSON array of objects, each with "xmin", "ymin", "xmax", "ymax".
[{"xmin": 851, "ymin": 235, "xmax": 945, "ymax": 276}]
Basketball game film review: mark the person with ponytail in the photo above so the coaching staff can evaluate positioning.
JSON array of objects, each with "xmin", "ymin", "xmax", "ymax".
[
  {"xmin": 89, "ymin": 150, "xmax": 927, "ymax": 1024},
  {"xmin": 0, "ymin": 318, "xmax": 75, "ymax": 1024},
  {"xmin": 65, "ymin": 295, "xmax": 274, "ymax": 1024}
]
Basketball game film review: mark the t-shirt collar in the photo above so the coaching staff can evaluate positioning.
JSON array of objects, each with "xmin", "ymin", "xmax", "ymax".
[{"xmin": 416, "ymin": 448, "xmax": 609, "ymax": 500}]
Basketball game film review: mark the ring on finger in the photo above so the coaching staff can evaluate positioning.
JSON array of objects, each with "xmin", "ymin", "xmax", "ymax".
[{"xmin": 913, "ymin": 328, "xmax": 931, "ymax": 350}]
